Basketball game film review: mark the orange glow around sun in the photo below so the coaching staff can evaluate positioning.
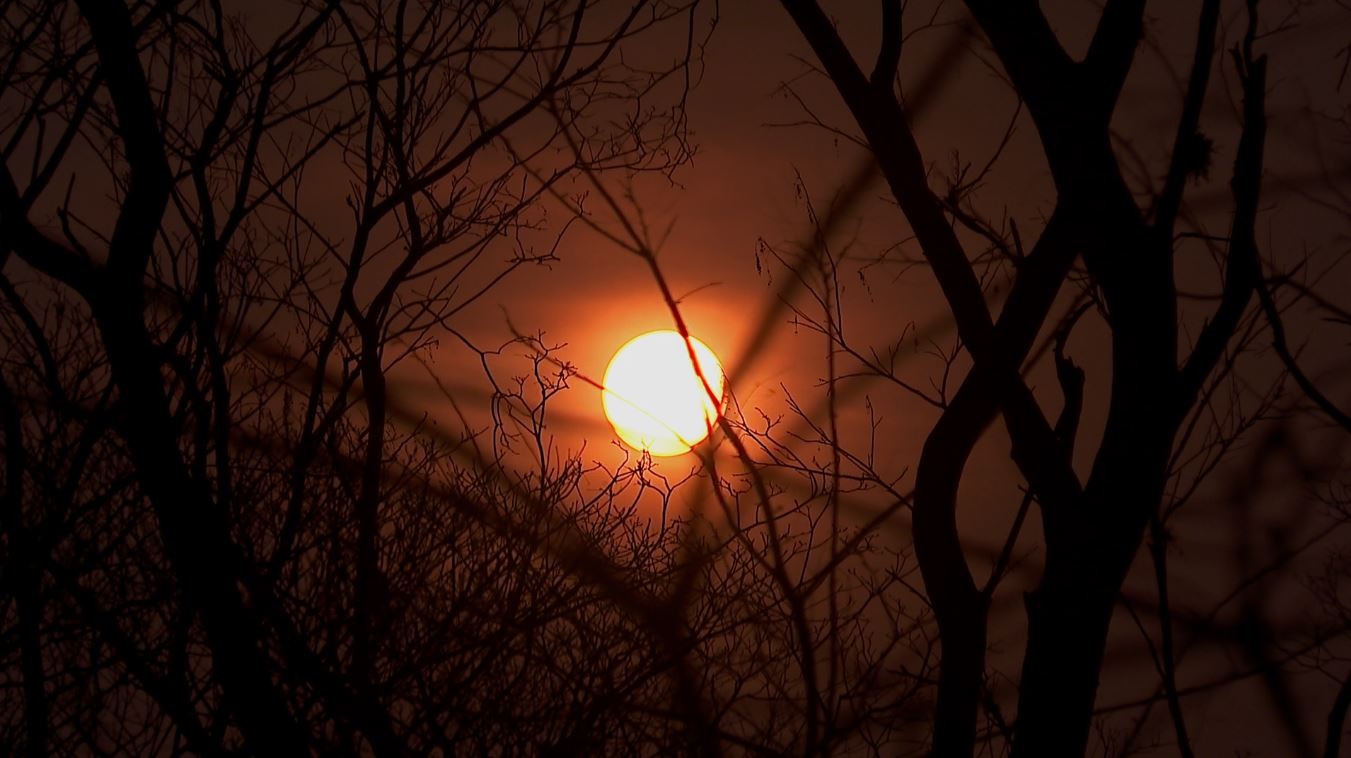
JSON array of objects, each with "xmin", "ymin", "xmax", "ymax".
[{"xmin": 601, "ymin": 331, "xmax": 726, "ymax": 456}]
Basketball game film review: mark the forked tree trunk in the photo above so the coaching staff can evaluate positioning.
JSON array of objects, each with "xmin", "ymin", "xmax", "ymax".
[
  {"xmin": 1012, "ymin": 540, "xmax": 1135, "ymax": 756},
  {"xmin": 1012, "ymin": 415, "xmax": 1173, "ymax": 756}
]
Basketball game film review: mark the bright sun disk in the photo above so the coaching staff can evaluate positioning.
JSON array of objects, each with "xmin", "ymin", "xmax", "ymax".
[{"xmin": 601, "ymin": 330, "xmax": 726, "ymax": 456}]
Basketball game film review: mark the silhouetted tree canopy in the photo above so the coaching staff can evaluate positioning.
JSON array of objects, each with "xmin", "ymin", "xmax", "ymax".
[{"xmin": 2, "ymin": 1, "xmax": 1351, "ymax": 756}]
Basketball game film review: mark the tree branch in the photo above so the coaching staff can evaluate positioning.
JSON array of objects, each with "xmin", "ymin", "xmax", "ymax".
[
  {"xmin": 1154, "ymin": 0, "xmax": 1221, "ymax": 233},
  {"xmin": 870, "ymin": 0, "xmax": 901, "ymax": 92},
  {"xmin": 1175, "ymin": 35, "xmax": 1268, "ymax": 419},
  {"xmin": 72, "ymin": 0, "xmax": 172, "ymax": 280}
]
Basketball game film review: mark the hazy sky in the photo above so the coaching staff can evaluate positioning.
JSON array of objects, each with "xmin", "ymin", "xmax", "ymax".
[
  {"xmin": 447, "ymin": 0, "xmax": 1348, "ymax": 450},
  {"xmin": 423, "ymin": 2, "xmax": 1351, "ymax": 752},
  {"xmin": 6, "ymin": 1, "xmax": 1348, "ymax": 753}
]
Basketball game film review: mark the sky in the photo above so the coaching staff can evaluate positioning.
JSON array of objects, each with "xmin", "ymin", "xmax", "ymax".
[
  {"xmin": 418, "ymin": 1, "xmax": 1351, "ymax": 752},
  {"xmin": 430, "ymin": 0, "xmax": 1349, "ymax": 520},
  {"xmin": 4, "ymin": 0, "xmax": 1349, "ymax": 753},
  {"xmin": 442, "ymin": 0, "xmax": 1349, "ymax": 454}
]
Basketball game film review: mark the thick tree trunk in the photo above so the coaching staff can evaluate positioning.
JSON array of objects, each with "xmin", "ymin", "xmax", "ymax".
[
  {"xmin": 1011, "ymin": 545, "xmax": 1131, "ymax": 757},
  {"xmin": 0, "ymin": 375, "xmax": 48, "ymax": 758},
  {"xmin": 927, "ymin": 595, "xmax": 988, "ymax": 756},
  {"xmin": 913, "ymin": 377, "xmax": 1003, "ymax": 757},
  {"xmin": 1013, "ymin": 418, "xmax": 1171, "ymax": 756},
  {"xmin": 88, "ymin": 288, "xmax": 309, "ymax": 755}
]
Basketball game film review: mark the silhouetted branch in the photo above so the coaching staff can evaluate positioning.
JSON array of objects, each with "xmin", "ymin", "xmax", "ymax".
[
  {"xmin": 870, "ymin": 0, "xmax": 902, "ymax": 92},
  {"xmin": 1154, "ymin": 0, "xmax": 1221, "ymax": 233},
  {"xmin": 1149, "ymin": 514, "xmax": 1195, "ymax": 758},
  {"xmin": 1325, "ymin": 668, "xmax": 1351, "ymax": 758}
]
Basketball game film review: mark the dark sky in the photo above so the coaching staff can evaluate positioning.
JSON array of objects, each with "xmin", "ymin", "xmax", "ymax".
[
  {"xmin": 445, "ymin": 0, "xmax": 1348, "ymax": 452},
  {"xmin": 426, "ymin": 2, "xmax": 1351, "ymax": 752},
  {"xmin": 6, "ymin": 1, "xmax": 1350, "ymax": 754}
]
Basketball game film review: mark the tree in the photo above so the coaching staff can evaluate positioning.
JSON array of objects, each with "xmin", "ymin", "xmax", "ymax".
[
  {"xmin": 772, "ymin": 0, "xmax": 1351, "ymax": 755},
  {"xmin": 3, "ymin": 0, "xmax": 1351, "ymax": 755},
  {"xmin": 0, "ymin": 0, "xmax": 726, "ymax": 753}
]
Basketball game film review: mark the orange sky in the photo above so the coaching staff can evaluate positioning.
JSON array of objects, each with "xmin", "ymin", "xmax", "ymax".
[{"xmin": 414, "ymin": 3, "xmax": 1351, "ymax": 752}]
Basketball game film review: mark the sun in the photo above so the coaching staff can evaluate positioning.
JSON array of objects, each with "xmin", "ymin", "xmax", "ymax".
[{"xmin": 602, "ymin": 331, "xmax": 727, "ymax": 456}]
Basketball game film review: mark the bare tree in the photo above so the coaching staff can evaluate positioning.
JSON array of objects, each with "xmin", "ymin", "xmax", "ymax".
[
  {"xmin": 0, "ymin": 0, "xmax": 730, "ymax": 753},
  {"xmin": 4, "ymin": 0, "xmax": 1351, "ymax": 756},
  {"xmin": 769, "ymin": 0, "xmax": 1351, "ymax": 755}
]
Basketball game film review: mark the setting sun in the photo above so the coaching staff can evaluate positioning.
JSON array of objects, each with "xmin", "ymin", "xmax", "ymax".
[{"xmin": 601, "ymin": 331, "xmax": 726, "ymax": 456}]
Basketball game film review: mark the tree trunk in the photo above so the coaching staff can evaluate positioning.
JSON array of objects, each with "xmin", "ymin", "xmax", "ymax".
[
  {"xmin": 0, "ymin": 375, "xmax": 48, "ymax": 757},
  {"xmin": 1013, "ymin": 441, "xmax": 1168, "ymax": 756},
  {"xmin": 88, "ymin": 288, "xmax": 309, "ymax": 755},
  {"xmin": 929, "ymin": 597, "xmax": 988, "ymax": 756},
  {"xmin": 1012, "ymin": 545, "xmax": 1130, "ymax": 757}
]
